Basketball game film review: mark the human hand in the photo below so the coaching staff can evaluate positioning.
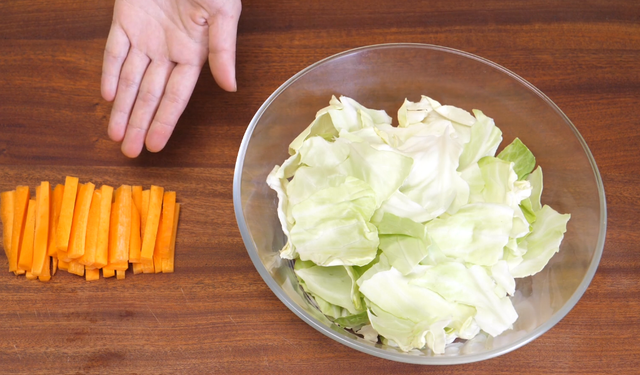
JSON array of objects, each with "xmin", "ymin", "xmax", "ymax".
[{"xmin": 101, "ymin": 0, "xmax": 242, "ymax": 158}]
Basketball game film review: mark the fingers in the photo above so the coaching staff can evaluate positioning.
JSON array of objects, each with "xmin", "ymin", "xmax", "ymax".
[
  {"xmin": 103, "ymin": 1, "xmax": 242, "ymax": 157},
  {"xmin": 101, "ymin": 24, "xmax": 130, "ymax": 102},
  {"xmin": 120, "ymin": 60, "xmax": 175, "ymax": 158},
  {"xmin": 144, "ymin": 64, "xmax": 202, "ymax": 153},
  {"xmin": 207, "ymin": 3, "xmax": 242, "ymax": 92},
  {"xmin": 107, "ymin": 48, "xmax": 151, "ymax": 143}
]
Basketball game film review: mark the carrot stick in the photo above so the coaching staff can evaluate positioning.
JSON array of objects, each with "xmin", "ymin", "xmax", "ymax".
[
  {"xmin": 47, "ymin": 184, "xmax": 64, "ymax": 256},
  {"xmin": 132, "ymin": 262, "xmax": 143, "ymax": 274},
  {"xmin": 153, "ymin": 208, "xmax": 165, "ymax": 273},
  {"xmin": 67, "ymin": 182, "xmax": 95, "ymax": 259},
  {"xmin": 102, "ymin": 268, "xmax": 115, "ymax": 278},
  {"xmin": 57, "ymin": 249, "xmax": 69, "ymax": 263},
  {"xmin": 58, "ymin": 259, "xmax": 69, "ymax": 271},
  {"xmin": 108, "ymin": 185, "xmax": 131, "ymax": 268},
  {"xmin": 128, "ymin": 186, "xmax": 143, "ymax": 271},
  {"xmin": 68, "ymin": 260, "xmax": 84, "ymax": 276},
  {"xmin": 51, "ymin": 257, "xmax": 58, "ymax": 276},
  {"xmin": 94, "ymin": 185, "xmax": 113, "ymax": 269},
  {"xmin": 116, "ymin": 269, "xmax": 126, "ymax": 280},
  {"xmin": 140, "ymin": 185, "xmax": 163, "ymax": 261},
  {"xmin": 62, "ymin": 182, "xmax": 83, "ymax": 261},
  {"xmin": 157, "ymin": 191, "xmax": 176, "ymax": 259},
  {"xmin": 85, "ymin": 268, "xmax": 100, "ymax": 281},
  {"xmin": 1, "ymin": 190, "xmax": 15, "ymax": 261},
  {"xmin": 132, "ymin": 186, "xmax": 142, "ymax": 212},
  {"xmin": 78, "ymin": 190, "xmax": 101, "ymax": 267},
  {"xmin": 106, "ymin": 201, "xmax": 117, "ymax": 269},
  {"xmin": 140, "ymin": 189, "xmax": 150, "ymax": 238},
  {"xmin": 142, "ymin": 258, "xmax": 155, "ymax": 273},
  {"xmin": 25, "ymin": 271, "xmax": 37, "ymax": 280},
  {"xmin": 129, "ymin": 197, "xmax": 141, "ymax": 263},
  {"xmin": 10, "ymin": 186, "xmax": 30, "ymax": 273},
  {"xmin": 17, "ymin": 199, "xmax": 36, "ymax": 272},
  {"xmin": 31, "ymin": 182, "xmax": 50, "ymax": 276},
  {"xmin": 153, "ymin": 252, "xmax": 163, "ymax": 274},
  {"xmin": 162, "ymin": 203, "xmax": 180, "ymax": 273},
  {"xmin": 38, "ymin": 256, "xmax": 51, "ymax": 282},
  {"xmin": 140, "ymin": 190, "xmax": 154, "ymax": 273},
  {"xmin": 56, "ymin": 176, "xmax": 79, "ymax": 254}
]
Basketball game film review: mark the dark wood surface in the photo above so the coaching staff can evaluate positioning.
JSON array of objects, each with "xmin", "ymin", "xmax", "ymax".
[{"xmin": 1, "ymin": 0, "xmax": 639, "ymax": 373}]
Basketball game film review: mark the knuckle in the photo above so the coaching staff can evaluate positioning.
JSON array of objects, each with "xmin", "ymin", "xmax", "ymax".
[
  {"xmin": 163, "ymin": 91, "xmax": 187, "ymax": 107},
  {"xmin": 137, "ymin": 89, "xmax": 162, "ymax": 106},
  {"xmin": 111, "ymin": 106, "xmax": 130, "ymax": 120},
  {"xmin": 153, "ymin": 116, "xmax": 175, "ymax": 132},
  {"xmin": 128, "ymin": 119, "xmax": 148, "ymax": 132},
  {"xmin": 104, "ymin": 47, "xmax": 126, "ymax": 62},
  {"xmin": 119, "ymin": 74, "xmax": 139, "ymax": 90}
]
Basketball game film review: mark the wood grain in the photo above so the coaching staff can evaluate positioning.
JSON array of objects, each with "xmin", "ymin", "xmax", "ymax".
[{"xmin": 1, "ymin": 0, "xmax": 639, "ymax": 373}]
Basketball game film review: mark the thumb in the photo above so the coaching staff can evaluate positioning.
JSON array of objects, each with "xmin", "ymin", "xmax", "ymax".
[{"xmin": 207, "ymin": 3, "xmax": 242, "ymax": 92}]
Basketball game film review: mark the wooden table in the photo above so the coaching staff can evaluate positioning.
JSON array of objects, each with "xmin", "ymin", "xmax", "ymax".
[{"xmin": 1, "ymin": 0, "xmax": 638, "ymax": 373}]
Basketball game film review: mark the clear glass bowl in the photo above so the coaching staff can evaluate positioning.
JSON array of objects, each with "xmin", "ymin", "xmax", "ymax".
[{"xmin": 233, "ymin": 44, "xmax": 606, "ymax": 364}]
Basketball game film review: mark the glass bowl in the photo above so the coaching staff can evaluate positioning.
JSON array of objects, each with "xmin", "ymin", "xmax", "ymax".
[{"xmin": 233, "ymin": 44, "xmax": 606, "ymax": 364}]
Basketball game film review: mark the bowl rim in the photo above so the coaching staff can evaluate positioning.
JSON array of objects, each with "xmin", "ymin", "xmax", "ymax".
[{"xmin": 233, "ymin": 43, "xmax": 607, "ymax": 365}]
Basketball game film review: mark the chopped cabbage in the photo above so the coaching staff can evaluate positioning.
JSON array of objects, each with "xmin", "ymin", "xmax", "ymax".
[{"xmin": 267, "ymin": 95, "xmax": 570, "ymax": 354}]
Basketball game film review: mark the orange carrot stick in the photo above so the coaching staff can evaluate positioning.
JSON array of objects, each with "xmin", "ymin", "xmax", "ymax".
[
  {"xmin": 25, "ymin": 271, "xmax": 37, "ymax": 280},
  {"xmin": 17, "ymin": 199, "xmax": 36, "ymax": 272},
  {"xmin": 162, "ymin": 203, "xmax": 180, "ymax": 273},
  {"xmin": 108, "ymin": 185, "xmax": 131, "ymax": 268},
  {"xmin": 132, "ymin": 262, "xmax": 143, "ymax": 274},
  {"xmin": 130, "ymin": 186, "xmax": 142, "ymax": 269},
  {"xmin": 140, "ymin": 189, "xmax": 150, "ymax": 238},
  {"xmin": 107, "ymin": 201, "xmax": 117, "ymax": 269},
  {"xmin": 129, "ymin": 197, "xmax": 141, "ymax": 263},
  {"xmin": 58, "ymin": 259, "xmax": 69, "ymax": 271},
  {"xmin": 94, "ymin": 185, "xmax": 113, "ymax": 269},
  {"xmin": 116, "ymin": 269, "xmax": 126, "ymax": 280},
  {"xmin": 62, "ymin": 182, "xmax": 83, "ymax": 261},
  {"xmin": 56, "ymin": 176, "xmax": 79, "ymax": 254},
  {"xmin": 1, "ymin": 190, "xmax": 15, "ymax": 261},
  {"xmin": 153, "ymin": 208, "xmax": 164, "ymax": 273},
  {"xmin": 47, "ymin": 184, "xmax": 64, "ymax": 257},
  {"xmin": 153, "ymin": 251, "xmax": 163, "ymax": 273},
  {"xmin": 51, "ymin": 257, "xmax": 58, "ymax": 276},
  {"xmin": 142, "ymin": 258, "xmax": 155, "ymax": 273},
  {"xmin": 157, "ymin": 191, "xmax": 176, "ymax": 259},
  {"xmin": 68, "ymin": 260, "xmax": 84, "ymax": 276},
  {"xmin": 10, "ymin": 186, "xmax": 30, "ymax": 273},
  {"xmin": 140, "ymin": 189, "xmax": 154, "ymax": 273},
  {"xmin": 140, "ymin": 185, "xmax": 163, "ymax": 261},
  {"xmin": 38, "ymin": 256, "xmax": 51, "ymax": 282},
  {"xmin": 132, "ymin": 186, "xmax": 142, "ymax": 212},
  {"xmin": 78, "ymin": 190, "xmax": 101, "ymax": 267},
  {"xmin": 57, "ymin": 249, "xmax": 70, "ymax": 263},
  {"xmin": 85, "ymin": 268, "xmax": 100, "ymax": 281},
  {"xmin": 67, "ymin": 182, "xmax": 95, "ymax": 259},
  {"xmin": 31, "ymin": 182, "xmax": 50, "ymax": 276},
  {"xmin": 102, "ymin": 268, "xmax": 115, "ymax": 278}
]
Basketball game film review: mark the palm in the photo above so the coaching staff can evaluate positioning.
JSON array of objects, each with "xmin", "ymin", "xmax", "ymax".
[
  {"xmin": 118, "ymin": 1, "xmax": 208, "ymax": 66},
  {"xmin": 101, "ymin": 0, "xmax": 241, "ymax": 158}
]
